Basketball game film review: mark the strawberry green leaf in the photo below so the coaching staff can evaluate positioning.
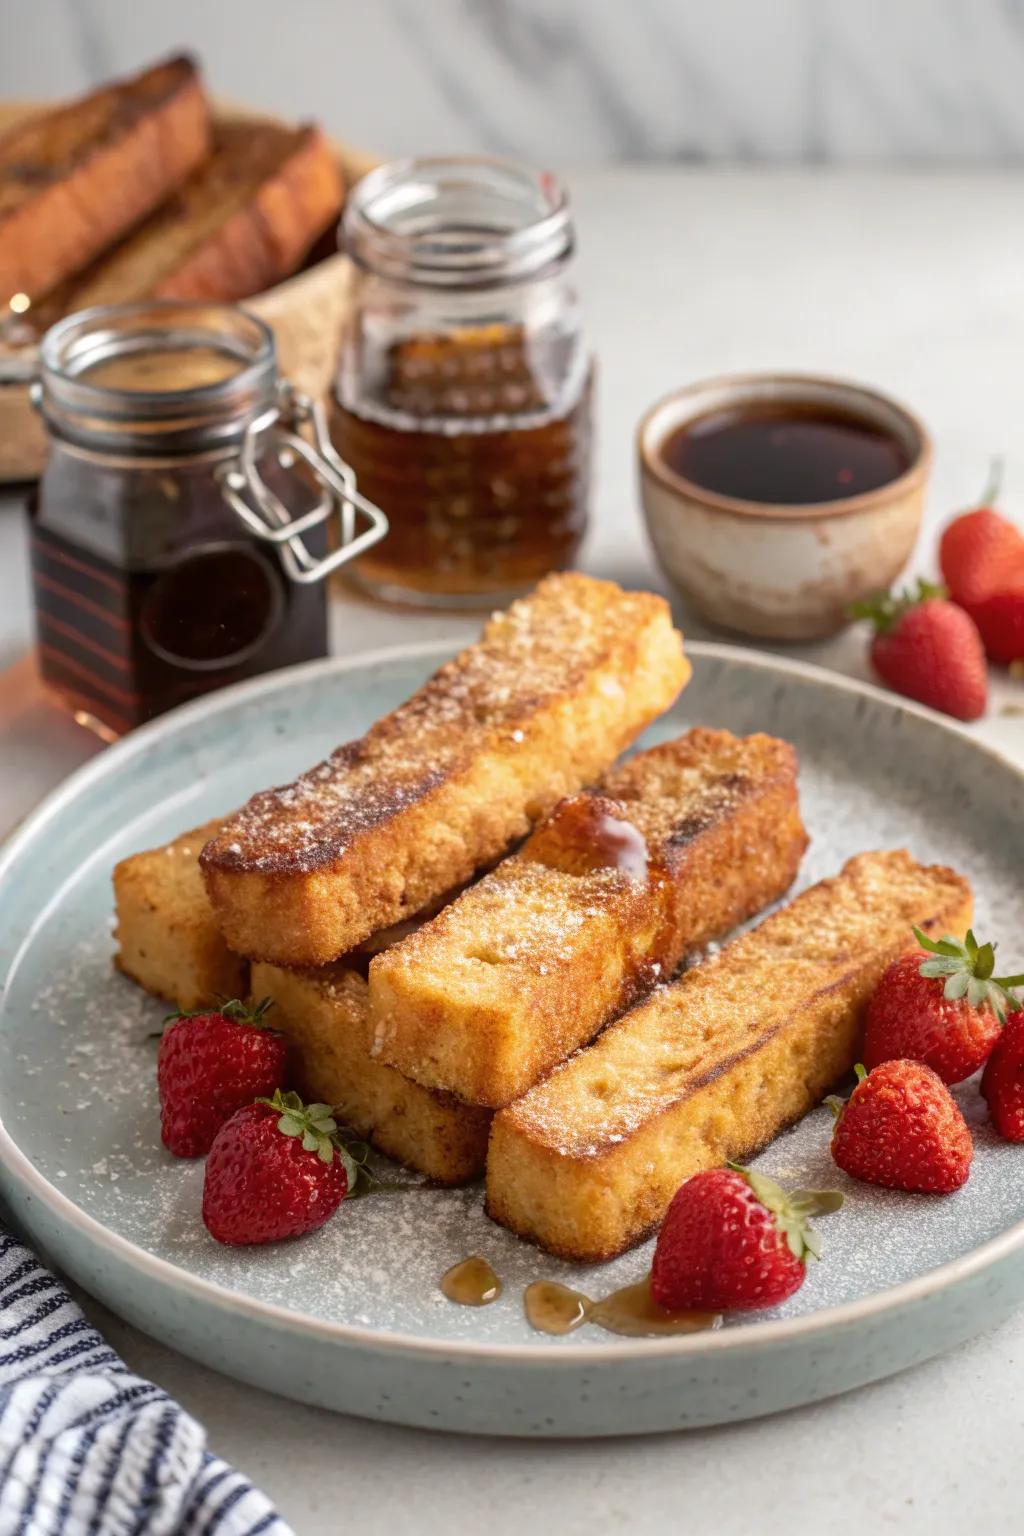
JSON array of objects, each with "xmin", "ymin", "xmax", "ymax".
[
  {"xmin": 790, "ymin": 1189, "xmax": 845, "ymax": 1218},
  {"xmin": 912, "ymin": 928, "xmax": 1024, "ymax": 1023},
  {"xmin": 728, "ymin": 1164, "xmax": 841, "ymax": 1265},
  {"xmin": 165, "ymin": 997, "xmax": 276, "ymax": 1029}
]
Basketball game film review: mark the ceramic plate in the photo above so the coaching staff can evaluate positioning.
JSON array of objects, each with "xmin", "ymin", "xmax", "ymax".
[{"xmin": 1, "ymin": 642, "xmax": 1023, "ymax": 1438}]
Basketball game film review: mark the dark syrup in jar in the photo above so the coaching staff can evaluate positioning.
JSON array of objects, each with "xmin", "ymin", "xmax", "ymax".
[
  {"xmin": 29, "ymin": 455, "xmax": 327, "ymax": 736},
  {"xmin": 660, "ymin": 401, "xmax": 909, "ymax": 506}
]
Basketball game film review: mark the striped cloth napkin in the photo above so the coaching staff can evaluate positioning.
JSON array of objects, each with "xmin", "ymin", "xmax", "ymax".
[{"xmin": 0, "ymin": 1227, "xmax": 292, "ymax": 1536}]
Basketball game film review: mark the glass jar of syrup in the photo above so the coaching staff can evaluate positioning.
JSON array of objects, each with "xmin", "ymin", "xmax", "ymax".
[
  {"xmin": 28, "ymin": 300, "xmax": 387, "ymax": 737},
  {"xmin": 331, "ymin": 156, "xmax": 593, "ymax": 607}
]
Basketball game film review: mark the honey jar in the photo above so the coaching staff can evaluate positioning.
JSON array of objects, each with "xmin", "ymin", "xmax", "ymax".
[
  {"xmin": 28, "ymin": 300, "xmax": 386, "ymax": 737},
  {"xmin": 331, "ymin": 156, "xmax": 593, "ymax": 607}
]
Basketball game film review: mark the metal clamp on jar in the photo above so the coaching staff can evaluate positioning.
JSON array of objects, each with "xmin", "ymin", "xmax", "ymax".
[{"xmin": 28, "ymin": 300, "xmax": 387, "ymax": 737}]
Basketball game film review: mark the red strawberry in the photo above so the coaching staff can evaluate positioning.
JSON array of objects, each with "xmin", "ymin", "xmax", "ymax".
[
  {"xmin": 940, "ymin": 507, "xmax": 1024, "ymax": 605},
  {"xmin": 202, "ymin": 1090, "xmax": 358, "ymax": 1245},
  {"xmin": 650, "ymin": 1165, "xmax": 843, "ymax": 1313},
  {"xmin": 829, "ymin": 1061, "xmax": 972, "ymax": 1193},
  {"xmin": 938, "ymin": 463, "xmax": 1024, "ymax": 665},
  {"xmin": 158, "ymin": 998, "xmax": 287, "ymax": 1158},
  {"xmin": 939, "ymin": 461, "xmax": 1022, "ymax": 604},
  {"xmin": 982, "ymin": 1013, "xmax": 1024, "ymax": 1141},
  {"xmin": 850, "ymin": 580, "xmax": 987, "ymax": 721},
  {"xmin": 864, "ymin": 927, "xmax": 1021, "ymax": 1084},
  {"xmin": 964, "ymin": 583, "xmax": 1024, "ymax": 667}
]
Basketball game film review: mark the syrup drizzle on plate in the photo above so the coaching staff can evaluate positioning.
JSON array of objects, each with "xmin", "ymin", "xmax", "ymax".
[
  {"xmin": 440, "ymin": 1256, "xmax": 503, "ymax": 1306},
  {"xmin": 442, "ymin": 1263, "xmax": 719, "ymax": 1337},
  {"xmin": 524, "ymin": 1276, "xmax": 719, "ymax": 1338}
]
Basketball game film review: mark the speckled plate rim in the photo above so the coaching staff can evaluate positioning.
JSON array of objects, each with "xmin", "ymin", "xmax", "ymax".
[{"xmin": 2, "ymin": 638, "xmax": 1023, "ymax": 1368}]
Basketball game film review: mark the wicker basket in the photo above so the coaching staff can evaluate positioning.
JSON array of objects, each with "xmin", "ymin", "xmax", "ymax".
[{"xmin": 0, "ymin": 98, "xmax": 376, "ymax": 483}]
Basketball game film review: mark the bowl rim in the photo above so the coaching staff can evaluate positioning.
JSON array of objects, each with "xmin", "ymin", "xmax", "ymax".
[{"xmin": 637, "ymin": 371, "xmax": 933, "ymax": 521}]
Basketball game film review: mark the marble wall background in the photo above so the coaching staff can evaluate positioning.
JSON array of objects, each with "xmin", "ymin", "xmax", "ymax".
[{"xmin": 5, "ymin": 0, "xmax": 1024, "ymax": 164}]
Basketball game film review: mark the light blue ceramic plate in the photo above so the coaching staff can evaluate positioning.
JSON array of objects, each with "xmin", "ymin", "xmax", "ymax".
[{"xmin": 1, "ymin": 642, "xmax": 1023, "ymax": 1438}]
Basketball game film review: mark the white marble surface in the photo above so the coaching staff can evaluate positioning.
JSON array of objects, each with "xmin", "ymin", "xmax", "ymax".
[
  {"xmin": 2, "ymin": 167, "xmax": 1024, "ymax": 1532},
  {"xmin": 7, "ymin": 0, "xmax": 1024, "ymax": 164}
]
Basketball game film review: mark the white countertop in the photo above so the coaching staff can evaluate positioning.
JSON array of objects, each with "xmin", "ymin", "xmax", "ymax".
[{"xmin": 2, "ymin": 168, "xmax": 1023, "ymax": 1533}]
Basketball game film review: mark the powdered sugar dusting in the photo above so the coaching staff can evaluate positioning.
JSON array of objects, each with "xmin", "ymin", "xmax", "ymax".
[{"xmin": 202, "ymin": 574, "xmax": 673, "ymax": 875}]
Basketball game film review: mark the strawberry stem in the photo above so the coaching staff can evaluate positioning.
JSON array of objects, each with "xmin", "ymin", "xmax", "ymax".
[
  {"xmin": 978, "ymin": 455, "xmax": 1005, "ymax": 509},
  {"xmin": 727, "ymin": 1162, "xmax": 842, "ymax": 1264},
  {"xmin": 848, "ymin": 579, "xmax": 947, "ymax": 634},
  {"xmin": 165, "ymin": 997, "xmax": 275, "ymax": 1029}
]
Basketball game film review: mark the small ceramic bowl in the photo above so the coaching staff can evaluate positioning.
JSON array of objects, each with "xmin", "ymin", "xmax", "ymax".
[{"xmin": 638, "ymin": 373, "xmax": 932, "ymax": 641}]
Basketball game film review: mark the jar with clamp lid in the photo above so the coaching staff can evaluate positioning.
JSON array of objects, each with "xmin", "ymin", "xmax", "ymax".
[{"xmin": 28, "ymin": 300, "xmax": 387, "ymax": 737}]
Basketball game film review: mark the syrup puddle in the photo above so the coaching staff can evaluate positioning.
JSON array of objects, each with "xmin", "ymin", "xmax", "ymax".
[
  {"xmin": 442, "ymin": 1262, "xmax": 719, "ymax": 1335},
  {"xmin": 525, "ymin": 1276, "xmax": 718, "ymax": 1338},
  {"xmin": 440, "ymin": 1256, "xmax": 503, "ymax": 1306}
]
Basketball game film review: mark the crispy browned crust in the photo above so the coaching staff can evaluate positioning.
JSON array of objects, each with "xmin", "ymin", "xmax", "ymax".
[
  {"xmin": 201, "ymin": 574, "xmax": 691, "ymax": 967},
  {"xmin": 112, "ymin": 818, "xmax": 247, "ymax": 1012},
  {"xmin": 41, "ymin": 122, "xmax": 344, "ymax": 316},
  {"xmin": 0, "ymin": 55, "xmax": 211, "ymax": 306},
  {"xmin": 250, "ymin": 962, "xmax": 491, "ymax": 1185},
  {"xmin": 369, "ymin": 728, "xmax": 808, "ymax": 1107},
  {"xmin": 486, "ymin": 850, "xmax": 973, "ymax": 1261}
]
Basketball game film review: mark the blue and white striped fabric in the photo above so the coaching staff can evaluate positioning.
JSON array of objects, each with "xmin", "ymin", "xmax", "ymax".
[{"xmin": 0, "ymin": 1228, "xmax": 291, "ymax": 1536}]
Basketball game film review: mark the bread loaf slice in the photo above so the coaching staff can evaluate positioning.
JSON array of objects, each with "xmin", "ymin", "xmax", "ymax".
[
  {"xmin": 41, "ymin": 121, "xmax": 344, "ymax": 315},
  {"xmin": 0, "ymin": 55, "xmax": 211, "ymax": 307}
]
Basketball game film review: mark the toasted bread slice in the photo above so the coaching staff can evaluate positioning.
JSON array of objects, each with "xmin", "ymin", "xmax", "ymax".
[
  {"xmin": 39, "ymin": 121, "xmax": 344, "ymax": 317},
  {"xmin": 201, "ymin": 574, "xmax": 690, "ymax": 967},
  {"xmin": 0, "ymin": 55, "xmax": 211, "ymax": 307},
  {"xmin": 113, "ymin": 819, "xmax": 246, "ymax": 1012},
  {"xmin": 251, "ymin": 962, "xmax": 491, "ymax": 1185},
  {"xmin": 487, "ymin": 850, "xmax": 973, "ymax": 1260},
  {"xmin": 369, "ymin": 729, "xmax": 807, "ymax": 1107}
]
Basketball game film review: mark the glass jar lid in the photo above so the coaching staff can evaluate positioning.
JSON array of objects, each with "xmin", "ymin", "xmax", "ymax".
[
  {"xmin": 343, "ymin": 156, "xmax": 575, "ymax": 289},
  {"xmin": 36, "ymin": 300, "xmax": 278, "ymax": 455}
]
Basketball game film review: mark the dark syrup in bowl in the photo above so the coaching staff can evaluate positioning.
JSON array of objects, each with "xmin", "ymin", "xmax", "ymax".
[{"xmin": 659, "ymin": 401, "xmax": 910, "ymax": 506}]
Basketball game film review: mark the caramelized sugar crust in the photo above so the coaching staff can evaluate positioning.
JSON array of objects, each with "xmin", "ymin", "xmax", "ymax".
[
  {"xmin": 486, "ymin": 850, "xmax": 973, "ymax": 1260},
  {"xmin": 200, "ymin": 574, "xmax": 690, "ymax": 966},
  {"xmin": 369, "ymin": 728, "xmax": 808, "ymax": 1107}
]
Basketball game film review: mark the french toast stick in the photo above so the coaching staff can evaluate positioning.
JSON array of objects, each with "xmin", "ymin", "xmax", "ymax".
[
  {"xmin": 0, "ymin": 55, "xmax": 211, "ymax": 308},
  {"xmin": 251, "ymin": 963, "xmax": 491, "ymax": 1185},
  {"xmin": 486, "ymin": 850, "xmax": 973, "ymax": 1260},
  {"xmin": 113, "ymin": 819, "xmax": 246, "ymax": 1012},
  {"xmin": 201, "ymin": 574, "xmax": 690, "ymax": 967},
  {"xmin": 38, "ymin": 122, "xmax": 343, "ymax": 317},
  {"xmin": 369, "ymin": 729, "xmax": 807, "ymax": 1107}
]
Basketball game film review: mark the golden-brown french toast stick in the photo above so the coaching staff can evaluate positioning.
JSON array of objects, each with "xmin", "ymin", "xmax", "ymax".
[
  {"xmin": 369, "ymin": 729, "xmax": 807, "ymax": 1107},
  {"xmin": 113, "ymin": 819, "xmax": 247, "ymax": 1012},
  {"xmin": 486, "ymin": 850, "xmax": 972, "ymax": 1260},
  {"xmin": 0, "ymin": 55, "xmax": 211, "ymax": 307},
  {"xmin": 251, "ymin": 963, "xmax": 491, "ymax": 1185},
  {"xmin": 41, "ymin": 122, "xmax": 344, "ymax": 316},
  {"xmin": 201, "ymin": 574, "xmax": 691, "ymax": 967}
]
